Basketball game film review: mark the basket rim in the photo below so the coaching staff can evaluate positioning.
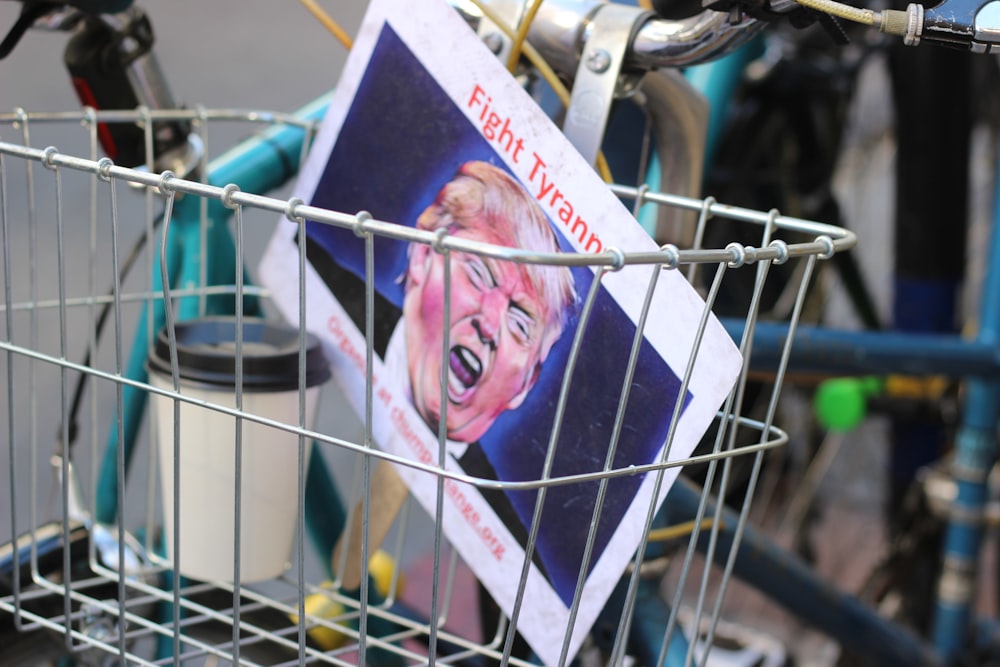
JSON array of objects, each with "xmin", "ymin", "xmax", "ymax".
[{"xmin": 0, "ymin": 135, "xmax": 856, "ymax": 269}]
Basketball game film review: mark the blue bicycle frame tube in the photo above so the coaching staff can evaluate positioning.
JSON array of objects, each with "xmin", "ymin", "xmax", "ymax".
[
  {"xmin": 659, "ymin": 479, "xmax": 941, "ymax": 666},
  {"xmin": 685, "ymin": 39, "xmax": 999, "ymax": 382},
  {"xmin": 929, "ymin": 148, "xmax": 1000, "ymax": 659},
  {"xmin": 731, "ymin": 320, "xmax": 1000, "ymax": 378},
  {"xmin": 594, "ymin": 575, "xmax": 691, "ymax": 665}
]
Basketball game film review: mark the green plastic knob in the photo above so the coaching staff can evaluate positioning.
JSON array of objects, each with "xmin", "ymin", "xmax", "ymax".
[{"xmin": 813, "ymin": 376, "xmax": 882, "ymax": 433}]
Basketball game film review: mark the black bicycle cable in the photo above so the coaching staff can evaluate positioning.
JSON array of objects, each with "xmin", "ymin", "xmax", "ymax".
[{"xmin": 60, "ymin": 208, "xmax": 165, "ymax": 454}]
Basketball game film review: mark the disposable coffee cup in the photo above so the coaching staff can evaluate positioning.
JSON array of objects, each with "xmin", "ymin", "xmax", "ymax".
[{"xmin": 147, "ymin": 317, "xmax": 330, "ymax": 583}]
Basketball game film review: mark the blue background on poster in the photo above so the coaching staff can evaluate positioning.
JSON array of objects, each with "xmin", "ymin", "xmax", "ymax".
[{"xmin": 306, "ymin": 25, "xmax": 690, "ymax": 606}]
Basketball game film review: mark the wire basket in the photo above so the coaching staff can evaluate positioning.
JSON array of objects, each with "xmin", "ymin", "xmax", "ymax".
[{"xmin": 0, "ymin": 108, "xmax": 854, "ymax": 666}]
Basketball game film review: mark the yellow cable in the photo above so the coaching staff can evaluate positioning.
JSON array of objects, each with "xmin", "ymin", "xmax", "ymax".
[
  {"xmin": 507, "ymin": 0, "xmax": 546, "ymax": 72},
  {"xmin": 469, "ymin": 0, "xmax": 614, "ymax": 183},
  {"xmin": 595, "ymin": 152, "xmax": 612, "ymax": 183},
  {"xmin": 299, "ymin": 0, "xmax": 354, "ymax": 51},
  {"xmin": 792, "ymin": 0, "xmax": 875, "ymax": 25},
  {"xmin": 790, "ymin": 0, "xmax": 915, "ymax": 37},
  {"xmin": 469, "ymin": 1, "xmax": 565, "ymax": 102},
  {"xmin": 638, "ymin": 0, "xmax": 654, "ymax": 8},
  {"xmin": 298, "ymin": 0, "xmax": 612, "ymax": 183},
  {"xmin": 647, "ymin": 519, "xmax": 721, "ymax": 543}
]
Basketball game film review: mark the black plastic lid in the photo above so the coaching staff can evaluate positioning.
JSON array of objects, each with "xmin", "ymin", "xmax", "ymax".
[{"xmin": 148, "ymin": 317, "xmax": 331, "ymax": 392}]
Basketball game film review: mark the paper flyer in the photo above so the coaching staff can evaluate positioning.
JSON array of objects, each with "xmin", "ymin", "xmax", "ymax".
[{"xmin": 258, "ymin": 0, "xmax": 743, "ymax": 662}]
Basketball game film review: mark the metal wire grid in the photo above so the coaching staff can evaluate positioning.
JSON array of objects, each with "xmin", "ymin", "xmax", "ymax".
[{"xmin": 0, "ymin": 109, "xmax": 855, "ymax": 666}]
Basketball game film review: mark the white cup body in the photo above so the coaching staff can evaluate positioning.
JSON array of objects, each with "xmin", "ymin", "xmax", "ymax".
[{"xmin": 149, "ymin": 372, "xmax": 319, "ymax": 583}]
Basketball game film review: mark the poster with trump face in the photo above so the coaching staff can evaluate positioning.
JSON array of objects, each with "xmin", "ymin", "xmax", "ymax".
[{"xmin": 259, "ymin": 0, "xmax": 743, "ymax": 663}]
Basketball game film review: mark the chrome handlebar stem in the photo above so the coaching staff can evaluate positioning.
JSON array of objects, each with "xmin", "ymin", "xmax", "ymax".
[{"xmin": 454, "ymin": 0, "xmax": 763, "ymax": 79}]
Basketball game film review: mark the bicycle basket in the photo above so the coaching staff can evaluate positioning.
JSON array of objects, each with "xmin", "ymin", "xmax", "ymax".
[{"xmin": 0, "ymin": 107, "xmax": 853, "ymax": 666}]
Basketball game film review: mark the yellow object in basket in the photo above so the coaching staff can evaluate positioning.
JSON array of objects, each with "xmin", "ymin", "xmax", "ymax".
[
  {"xmin": 291, "ymin": 586, "xmax": 348, "ymax": 651},
  {"xmin": 291, "ymin": 550, "xmax": 402, "ymax": 651},
  {"xmin": 369, "ymin": 549, "xmax": 403, "ymax": 599}
]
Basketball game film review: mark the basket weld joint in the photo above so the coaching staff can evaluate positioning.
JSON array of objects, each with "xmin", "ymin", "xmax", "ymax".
[
  {"xmin": 659, "ymin": 244, "xmax": 680, "ymax": 270},
  {"xmin": 816, "ymin": 234, "xmax": 835, "ymax": 260},
  {"xmin": 605, "ymin": 246, "xmax": 626, "ymax": 271},
  {"xmin": 768, "ymin": 239, "xmax": 789, "ymax": 265},
  {"xmin": 96, "ymin": 157, "xmax": 114, "ymax": 183},
  {"xmin": 158, "ymin": 170, "xmax": 177, "ymax": 197},
  {"xmin": 220, "ymin": 183, "xmax": 241, "ymax": 209},
  {"xmin": 353, "ymin": 210, "xmax": 374, "ymax": 239},
  {"xmin": 285, "ymin": 196, "xmax": 306, "ymax": 223},
  {"xmin": 41, "ymin": 146, "xmax": 59, "ymax": 170}
]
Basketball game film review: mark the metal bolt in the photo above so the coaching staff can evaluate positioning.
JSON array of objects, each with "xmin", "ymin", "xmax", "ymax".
[
  {"xmin": 482, "ymin": 32, "xmax": 504, "ymax": 55},
  {"xmin": 585, "ymin": 48, "xmax": 611, "ymax": 74}
]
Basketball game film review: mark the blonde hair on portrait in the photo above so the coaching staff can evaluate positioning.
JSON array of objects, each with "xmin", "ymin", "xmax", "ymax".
[{"xmin": 414, "ymin": 161, "xmax": 576, "ymax": 348}]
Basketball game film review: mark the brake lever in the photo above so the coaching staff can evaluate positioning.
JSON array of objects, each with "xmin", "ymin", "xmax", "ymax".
[{"xmin": 919, "ymin": 0, "xmax": 1000, "ymax": 51}]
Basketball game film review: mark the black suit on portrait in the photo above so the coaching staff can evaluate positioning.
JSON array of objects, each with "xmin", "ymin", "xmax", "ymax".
[
  {"xmin": 304, "ymin": 236, "xmax": 398, "ymax": 356},
  {"xmin": 455, "ymin": 442, "xmax": 550, "ymax": 578}
]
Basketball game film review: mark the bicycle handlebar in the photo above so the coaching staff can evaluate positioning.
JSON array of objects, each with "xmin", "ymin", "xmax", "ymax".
[
  {"xmin": 629, "ymin": 9, "xmax": 763, "ymax": 68},
  {"xmin": 505, "ymin": 0, "xmax": 1000, "ymax": 57},
  {"xmin": 459, "ymin": 0, "xmax": 762, "ymax": 77}
]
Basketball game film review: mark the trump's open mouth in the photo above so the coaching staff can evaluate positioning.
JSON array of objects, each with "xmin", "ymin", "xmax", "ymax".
[{"xmin": 448, "ymin": 345, "xmax": 482, "ymax": 400}]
